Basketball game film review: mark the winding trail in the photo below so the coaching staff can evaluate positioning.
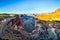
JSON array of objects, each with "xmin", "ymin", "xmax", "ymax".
[{"xmin": 51, "ymin": 28, "xmax": 58, "ymax": 40}]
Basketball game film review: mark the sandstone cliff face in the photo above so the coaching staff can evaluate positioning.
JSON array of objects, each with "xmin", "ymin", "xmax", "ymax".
[{"xmin": 36, "ymin": 8, "xmax": 60, "ymax": 21}]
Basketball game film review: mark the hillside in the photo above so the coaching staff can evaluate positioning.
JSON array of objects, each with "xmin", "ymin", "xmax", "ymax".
[{"xmin": 36, "ymin": 8, "xmax": 60, "ymax": 21}]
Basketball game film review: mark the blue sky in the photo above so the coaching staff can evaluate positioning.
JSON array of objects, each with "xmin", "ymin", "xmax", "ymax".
[{"xmin": 0, "ymin": 0, "xmax": 60, "ymax": 14}]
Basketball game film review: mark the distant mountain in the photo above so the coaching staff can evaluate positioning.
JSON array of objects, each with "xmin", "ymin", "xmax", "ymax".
[
  {"xmin": 36, "ymin": 8, "xmax": 60, "ymax": 21},
  {"xmin": 0, "ymin": 13, "xmax": 16, "ymax": 16}
]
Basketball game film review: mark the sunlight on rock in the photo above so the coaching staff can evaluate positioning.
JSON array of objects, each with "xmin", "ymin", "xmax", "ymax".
[{"xmin": 36, "ymin": 8, "xmax": 60, "ymax": 21}]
